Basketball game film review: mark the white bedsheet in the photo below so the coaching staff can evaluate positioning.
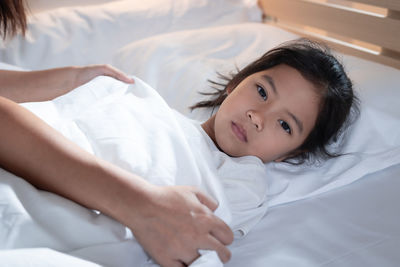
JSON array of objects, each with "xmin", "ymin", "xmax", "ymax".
[{"xmin": 228, "ymin": 163, "xmax": 400, "ymax": 267}]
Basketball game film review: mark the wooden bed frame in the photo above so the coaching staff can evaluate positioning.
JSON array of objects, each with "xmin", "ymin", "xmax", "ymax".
[{"xmin": 258, "ymin": 0, "xmax": 400, "ymax": 69}]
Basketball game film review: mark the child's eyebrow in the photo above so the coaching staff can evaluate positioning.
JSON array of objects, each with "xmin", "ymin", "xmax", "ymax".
[
  {"xmin": 262, "ymin": 75, "xmax": 277, "ymax": 95},
  {"xmin": 287, "ymin": 110, "xmax": 304, "ymax": 134},
  {"xmin": 262, "ymin": 74, "xmax": 304, "ymax": 134}
]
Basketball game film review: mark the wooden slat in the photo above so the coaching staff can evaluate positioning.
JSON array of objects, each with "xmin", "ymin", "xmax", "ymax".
[
  {"xmin": 344, "ymin": 0, "xmax": 400, "ymax": 11},
  {"xmin": 267, "ymin": 21, "xmax": 400, "ymax": 69},
  {"xmin": 260, "ymin": 0, "xmax": 400, "ymax": 52}
]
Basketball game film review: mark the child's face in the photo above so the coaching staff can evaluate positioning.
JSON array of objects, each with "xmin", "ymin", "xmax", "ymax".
[{"xmin": 203, "ymin": 64, "xmax": 321, "ymax": 163}]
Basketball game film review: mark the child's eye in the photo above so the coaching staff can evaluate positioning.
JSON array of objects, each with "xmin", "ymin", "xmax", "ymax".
[
  {"xmin": 257, "ymin": 85, "xmax": 268, "ymax": 101},
  {"xmin": 279, "ymin": 119, "xmax": 292, "ymax": 134}
]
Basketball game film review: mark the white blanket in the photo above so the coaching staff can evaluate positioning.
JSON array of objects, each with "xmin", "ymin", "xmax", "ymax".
[{"xmin": 0, "ymin": 76, "xmax": 268, "ymax": 266}]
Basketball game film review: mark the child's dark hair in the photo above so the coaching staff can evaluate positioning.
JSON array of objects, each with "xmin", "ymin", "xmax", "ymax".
[{"xmin": 191, "ymin": 38, "xmax": 359, "ymax": 164}]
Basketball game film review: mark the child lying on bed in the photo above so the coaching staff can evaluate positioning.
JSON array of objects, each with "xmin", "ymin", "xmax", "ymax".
[{"xmin": 0, "ymin": 39, "xmax": 358, "ymax": 267}]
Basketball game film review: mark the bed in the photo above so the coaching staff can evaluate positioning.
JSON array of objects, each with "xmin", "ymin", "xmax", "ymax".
[{"xmin": 0, "ymin": 0, "xmax": 399, "ymax": 266}]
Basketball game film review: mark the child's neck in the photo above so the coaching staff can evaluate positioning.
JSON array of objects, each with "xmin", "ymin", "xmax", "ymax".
[{"xmin": 201, "ymin": 115, "xmax": 220, "ymax": 150}]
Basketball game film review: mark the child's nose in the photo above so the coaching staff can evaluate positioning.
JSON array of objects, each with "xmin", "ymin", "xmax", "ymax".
[{"xmin": 247, "ymin": 110, "xmax": 263, "ymax": 131}]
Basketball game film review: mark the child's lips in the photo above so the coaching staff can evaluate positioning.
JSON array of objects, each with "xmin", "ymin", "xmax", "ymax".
[{"xmin": 231, "ymin": 122, "xmax": 247, "ymax": 142}]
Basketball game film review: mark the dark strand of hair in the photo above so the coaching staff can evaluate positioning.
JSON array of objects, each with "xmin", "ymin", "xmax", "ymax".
[
  {"xmin": 190, "ymin": 72, "xmax": 231, "ymax": 110},
  {"xmin": 0, "ymin": 0, "xmax": 28, "ymax": 39}
]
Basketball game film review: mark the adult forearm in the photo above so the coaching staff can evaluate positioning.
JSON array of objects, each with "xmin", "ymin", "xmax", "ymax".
[
  {"xmin": 0, "ymin": 65, "xmax": 134, "ymax": 103},
  {"xmin": 0, "ymin": 96, "xmax": 151, "ymax": 221},
  {"xmin": 0, "ymin": 67, "xmax": 80, "ymax": 103}
]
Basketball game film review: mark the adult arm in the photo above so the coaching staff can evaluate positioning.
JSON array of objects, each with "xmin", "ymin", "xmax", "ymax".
[
  {"xmin": 0, "ymin": 64, "xmax": 134, "ymax": 103},
  {"xmin": 0, "ymin": 96, "xmax": 233, "ymax": 266}
]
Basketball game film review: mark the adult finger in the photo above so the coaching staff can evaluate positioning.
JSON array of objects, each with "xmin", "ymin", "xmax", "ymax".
[
  {"xmin": 170, "ymin": 260, "xmax": 187, "ymax": 267},
  {"xmin": 193, "ymin": 188, "xmax": 234, "ymax": 245},
  {"xmin": 201, "ymin": 234, "xmax": 232, "ymax": 263},
  {"xmin": 210, "ymin": 221, "xmax": 234, "ymax": 246},
  {"xmin": 158, "ymin": 259, "xmax": 186, "ymax": 267},
  {"xmin": 193, "ymin": 189, "xmax": 218, "ymax": 212},
  {"xmin": 182, "ymin": 251, "xmax": 201, "ymax": 266},
  {"xmin": 101, "ymin": 64, "xmax": 134, "ymax": 84}
]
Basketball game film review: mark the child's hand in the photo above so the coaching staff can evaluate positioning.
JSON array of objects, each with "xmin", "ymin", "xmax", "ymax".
[{"xmin": 74, "ymin": 64, "xmax": 134, "ymax": 88}]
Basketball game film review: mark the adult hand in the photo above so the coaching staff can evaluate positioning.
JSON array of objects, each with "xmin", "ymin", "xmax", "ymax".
[
  {"xmin": 123, "ymin": 185, "xmax": 234, "ymax": 267},
  {"xmin": 74, "ymin": 64, "xmax": 134, "ymax": 87}
]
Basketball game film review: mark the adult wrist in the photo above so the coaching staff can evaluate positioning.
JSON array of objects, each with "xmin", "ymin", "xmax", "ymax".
[{"xmin": 96, "ymin": 160, "xmax": 157, "ymax": 228}]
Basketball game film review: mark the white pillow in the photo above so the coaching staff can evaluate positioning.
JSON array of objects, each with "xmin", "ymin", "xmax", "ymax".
[
  {"xmin": 112, "ymin": 23, "xmax": 400, "ymax": 206},
  {"xmin": 112, "ymin": 23, "xmax": 298, "ymax": 120},
  {"xmin": 0, "ymin": 0, "xmax": 261, "ymax": 69}
]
